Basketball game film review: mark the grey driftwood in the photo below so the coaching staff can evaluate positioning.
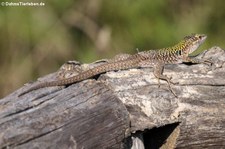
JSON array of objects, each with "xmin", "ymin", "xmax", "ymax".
[{"xmin": 0, "ymin": 47, "xmax": 225, "ymax": 149}]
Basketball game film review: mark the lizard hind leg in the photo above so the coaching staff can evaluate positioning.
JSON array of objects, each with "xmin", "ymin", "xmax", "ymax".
[
  {"xmin": 153, "ymin": 64, "xmax": 177, "ymax": 97},
  {"xmin": 57, "ymin": 61, "xmax": 83, "ymax": 79}
]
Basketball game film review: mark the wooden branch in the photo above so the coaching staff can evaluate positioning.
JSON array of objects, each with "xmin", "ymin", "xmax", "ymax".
[{"xmin": 0, "ymin": 47, "xmax": 225, "ymax": 149}]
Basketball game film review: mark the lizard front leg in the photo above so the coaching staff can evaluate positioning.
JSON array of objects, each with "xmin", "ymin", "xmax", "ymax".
[
  {"xmin": 183, "ymin": 57, "xmax": 212, "ymax": 65},
  {"xmin": 153, "ymin": 63, "xmax": 177, "ymax": 97},
  {"xmin": 57, "ymin": 61, "xmax": 83, "ymax": 79}
]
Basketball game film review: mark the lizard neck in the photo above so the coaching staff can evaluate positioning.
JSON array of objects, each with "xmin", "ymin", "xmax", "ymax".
[{"xmin": 156, "ymin": 40, "xmax": 189, "ymax": 63}]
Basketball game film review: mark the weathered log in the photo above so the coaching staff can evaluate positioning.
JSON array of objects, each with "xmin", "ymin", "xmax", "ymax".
[{"xmin": 0, "ymin": 47, "xmax": 225, "ymax": 149}]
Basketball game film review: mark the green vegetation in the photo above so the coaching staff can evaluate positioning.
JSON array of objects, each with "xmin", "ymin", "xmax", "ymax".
[{"xmin": 0, "ymin": 0, "xmax": 224, "ymax": 97}]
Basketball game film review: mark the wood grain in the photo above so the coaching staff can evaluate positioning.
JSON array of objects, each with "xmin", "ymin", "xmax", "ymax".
[{"xmin": 0, "ymin": 47, "xmax": 225, "ymax": 149}]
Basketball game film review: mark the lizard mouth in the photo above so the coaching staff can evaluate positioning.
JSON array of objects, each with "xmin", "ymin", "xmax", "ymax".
[{"xmin": 200, "ymin": 35, "xmax": 207, "ymax": 43}]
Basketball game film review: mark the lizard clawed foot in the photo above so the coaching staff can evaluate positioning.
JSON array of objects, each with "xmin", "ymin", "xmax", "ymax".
[
  {"xmin": 167, "ymin": 82, "xmax": 178, "ymax": 98},
  {"xmin": 167, "ymin": 76, "xmax": 177, "ymax": 85},
  {"xmin": 202, "ymin": 59, "xmax": 213, "ymax": 66},
  {"xmin": 165, "ymin": 77, "xmax": 178, "ymax": 98},
  {"xmin": 157, "ymin": 78, "xmax": 161, "ymax": 88},
  {"xmin": 157, "ymin": 76, "xmax": 176, "ymax": 87},
  {"xmin": 157, "ymin": 76, "xmax": 178, "ymax": 98}
]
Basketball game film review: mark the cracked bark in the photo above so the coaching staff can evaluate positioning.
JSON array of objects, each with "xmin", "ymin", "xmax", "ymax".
[{"xmin": 0, "ymin": 47, "xmax": 225, "ymax": 149}]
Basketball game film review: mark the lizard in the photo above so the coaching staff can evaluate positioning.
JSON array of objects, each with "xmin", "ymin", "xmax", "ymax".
[{"xmin": 18, "ymin": 34, "xmax": 210, "ymax": 97}]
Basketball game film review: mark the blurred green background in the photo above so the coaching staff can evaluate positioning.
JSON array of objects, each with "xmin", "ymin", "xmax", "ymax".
[{"xmin": 0, "ymin": 0, "xmax": 224, "ymax": 97}]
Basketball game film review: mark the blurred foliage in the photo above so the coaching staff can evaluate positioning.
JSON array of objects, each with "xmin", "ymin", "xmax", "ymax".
[{"xmin": 0, "ymin": 0, "xmax": 224, "ymax": 97}]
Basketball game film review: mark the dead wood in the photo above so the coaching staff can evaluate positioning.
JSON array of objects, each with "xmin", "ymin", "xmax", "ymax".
[{"xmin": 0, "ymin": 47, "xmax": 225, "ymax": 149}]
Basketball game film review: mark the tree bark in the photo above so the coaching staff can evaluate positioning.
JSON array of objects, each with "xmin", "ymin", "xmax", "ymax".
[{"xmin": 0, "ymin": 47, "xmax": 225, "ymax": 149}]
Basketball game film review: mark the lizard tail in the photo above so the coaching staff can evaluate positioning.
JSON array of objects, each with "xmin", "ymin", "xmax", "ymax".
[
  {"xmin": 18, "ymin": 57, "xmax": 141, "ymax": 97},
  {"xmin": 18, "ymin": 81, "xmax": 63, "ymax": 97}
]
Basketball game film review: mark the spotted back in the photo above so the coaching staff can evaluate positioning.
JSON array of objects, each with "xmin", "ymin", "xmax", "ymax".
[{"xmin": 139, "ymin": 34, "xmax": 207, "ymax": 64}]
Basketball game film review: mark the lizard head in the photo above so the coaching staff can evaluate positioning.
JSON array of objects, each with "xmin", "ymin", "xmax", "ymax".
[{"xmin": 183, "ymin": 33, "xmax": 207, "ymax": 54}]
